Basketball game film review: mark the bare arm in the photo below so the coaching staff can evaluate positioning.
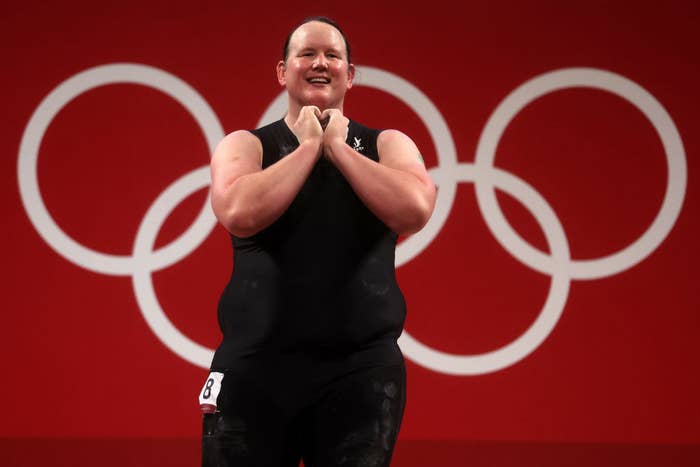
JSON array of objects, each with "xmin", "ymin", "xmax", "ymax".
[
  {"xmin": 210, "ymin": 107, "xmax": 324, "ymax": 237},
  {"xmin": 321, "ymin": 110, "xmax": 436, "ymax": 235}
]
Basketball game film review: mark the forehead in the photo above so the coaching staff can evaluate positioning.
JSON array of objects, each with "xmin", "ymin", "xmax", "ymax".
[{"xmin": 288, "ymin": 21, "xmax": 346, "ymax": 54}]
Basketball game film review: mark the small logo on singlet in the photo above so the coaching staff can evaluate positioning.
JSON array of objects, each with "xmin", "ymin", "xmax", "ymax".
[{"xmin": 352, "ymin": 137, "xmax": 364, "ymax": 152}]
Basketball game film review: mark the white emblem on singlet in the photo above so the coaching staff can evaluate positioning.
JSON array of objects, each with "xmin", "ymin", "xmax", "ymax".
[{"xmin": 352, "ymin": 136, "xmax": 364, "ymax": 152}]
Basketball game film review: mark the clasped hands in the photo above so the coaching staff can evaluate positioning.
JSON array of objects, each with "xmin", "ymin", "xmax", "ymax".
[{"xmin": 289, "ymin": 106, "xmax": 349, "ymax": 159}]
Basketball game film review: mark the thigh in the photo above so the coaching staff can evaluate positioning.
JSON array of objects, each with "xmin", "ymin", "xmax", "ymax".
[
  {"xmin": 200, "ymin": 371, "xmax": 302, "ymax": 467},
  {"xmin": 303, "ymin": 363, "xmax": 406, "ymax": 467},
  {"xmin": 202, "ymin": 413, "xmax": 302, "ymax": 467},
  {"xmin": 202, "ymin": 412, "xmax": 257, "ymax": 467}
]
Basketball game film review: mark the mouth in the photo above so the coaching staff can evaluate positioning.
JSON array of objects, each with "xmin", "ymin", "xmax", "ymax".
[{"xmin": 307, "ymin": 76, "xmax": 330, "ymax": 85}]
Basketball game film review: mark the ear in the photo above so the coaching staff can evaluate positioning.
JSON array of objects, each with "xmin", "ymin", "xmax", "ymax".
[
  {"xmin": 276, "ymin": 60, "xmax": 287, "ymax": 86},
  {"xmin": 346, "ymin": 63, "xmax": 355, "ymax": 90}
]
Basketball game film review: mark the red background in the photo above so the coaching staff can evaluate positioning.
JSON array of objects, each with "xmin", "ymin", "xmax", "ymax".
[{"xmin": 2, "ymin": 1, "xmax": 699, "ymax": 465}]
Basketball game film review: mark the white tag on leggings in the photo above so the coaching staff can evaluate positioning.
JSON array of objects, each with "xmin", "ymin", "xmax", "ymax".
[{"xmin": 198, "ymin": 371, "xmax": 224, "ymax": 413}]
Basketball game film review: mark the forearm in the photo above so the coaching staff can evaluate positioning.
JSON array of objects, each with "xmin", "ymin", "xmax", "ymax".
[
  {"xmin": 215, "ymin": 140, "xmax": 320, "ymax": 237},
  {"xmin": 325, "ymin": 141, "xmax": 434, "ymax": 235}
]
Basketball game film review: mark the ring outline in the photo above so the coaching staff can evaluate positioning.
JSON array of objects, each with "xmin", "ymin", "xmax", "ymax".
[{"xmin": 16, "ymin": 65, "xmax": 686, "ymax": 373}]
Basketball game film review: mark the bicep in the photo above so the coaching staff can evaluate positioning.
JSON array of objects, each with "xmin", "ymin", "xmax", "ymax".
[
  {"xmin": 210, "ymin": 130, "xmax": 262, "ymax": 204},
  {"xmin": 376, "ymin": 129, "xmax": 432, "ymax": 184}
]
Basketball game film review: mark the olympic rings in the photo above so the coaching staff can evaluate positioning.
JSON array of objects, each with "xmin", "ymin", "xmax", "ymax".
[
  {"xmin": 16, "ymin": 64, "xmax": 223, "ymax": 366},
  {"xmin": 17, "ymin": 63, "xmax": 687, "ymax": 374},
  {"xmin": 17, "ymin": 64, "xmax": 223, "ymax": 276},
  {"xmin": 474, "ymin": 68, "xmax": 687, "ymax": 280}
]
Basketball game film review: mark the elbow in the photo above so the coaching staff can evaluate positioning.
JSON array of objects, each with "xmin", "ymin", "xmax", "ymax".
[
  {"xmin": 214, "ymin": 200, "xmax": 260, "ymax": 238},
  {"xmin": 391, "ymin": 189, "xmax": 436, "ymax": 236},
  {"xmin": 211, "ymin": 180, "xmax": 265, "ymax": 238},
  {"xmin": 394, "ymin": 207, "xmax": 432, "ymax": 236},
  {"xmin": 226, "ymin": 207, "xmax": 260, "ymax": 238}
]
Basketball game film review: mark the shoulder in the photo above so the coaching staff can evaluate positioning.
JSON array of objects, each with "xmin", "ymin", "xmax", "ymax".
[
  {"xmin": 347, "ymin": 121, "xmax": 413, "ymax": 143},
  {"xmin": 212, "ymin": 130, "xmax": 262, "ymax": 163},
  {"xmin": 377, "ymin": 129, "xmax": 413, "ymax": 146},
  {"xmin": 214, "ymin": 119, "xmax": 288, "ymax": 156},
  {"xmin": 376, "ymin": 129, "xmax": 419, "ymax": 159},
  {"xmin": 250, "ymin": 118, "xmax": 289, "ymax": 141},
  {"xmin": 216, "ymin": 129, "xmax": 260, "ymax": 150}
]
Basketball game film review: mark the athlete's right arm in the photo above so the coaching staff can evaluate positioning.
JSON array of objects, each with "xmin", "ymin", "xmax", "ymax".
[{"xmin": 210, "ymin": 107, "xmax": 323, "ymax": 238}]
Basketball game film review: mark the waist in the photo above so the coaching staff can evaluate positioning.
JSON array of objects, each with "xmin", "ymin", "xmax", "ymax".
[{"xmin": 211, "ymin": 335, "xmax": 404, "ymax": 373}]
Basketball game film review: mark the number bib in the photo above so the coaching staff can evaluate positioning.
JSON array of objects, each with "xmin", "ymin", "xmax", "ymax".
[{"xmin": 198, "ymin": 371, "xmax": 224, "ymax": 413}]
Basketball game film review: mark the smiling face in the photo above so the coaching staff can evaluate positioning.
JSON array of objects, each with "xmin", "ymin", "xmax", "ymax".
[{"xmin": 277, "ymin": 20, "xmax": 355, "ymax": 116}]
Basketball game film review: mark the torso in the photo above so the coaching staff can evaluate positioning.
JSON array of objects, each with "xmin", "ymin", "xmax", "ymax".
[{"xmin": 210, "ymin": 119, "xmax": 406, "ymax": 372}]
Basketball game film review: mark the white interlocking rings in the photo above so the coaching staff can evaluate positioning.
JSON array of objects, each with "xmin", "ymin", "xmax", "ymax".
[
  {"xmin": 17, "ymin": 64, "xmax": 223, "ymax": 276},
  {"xmin": 475, "ymin": 68, "xmax": 687, "ymax": 280},
  {"xmin": 401, "ymin": 68, "xmax": 687, "ymax": 375},
  {"xmin": 17, "ymin": 64, "xmax": 223, "ymax": 366},
  {"xmin": 17, "ymin": 64, "xmax": 686, "ymax": 374}
]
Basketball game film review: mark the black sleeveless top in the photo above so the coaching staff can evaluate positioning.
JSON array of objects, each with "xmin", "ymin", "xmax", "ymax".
[{"xmin": 210, "ymin": 119, "xmax": 406, "ymax": 370}]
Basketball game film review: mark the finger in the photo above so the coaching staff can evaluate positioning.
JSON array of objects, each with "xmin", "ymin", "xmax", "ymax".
[
  {"xmin": 319, "ymin": 114, "xmax": 330, "ymax": 130},
  {"xmin": 317, "ymin": 108, "xmax": 333, "ymax": 130},
  {"xmin": 320, "ymin": 108, "xmax": 340, "ymax": 120},
  {"xmin": 299, "ymin": 106, "xmax": 317, "ymax": 119},
  {"xmin": 323, "ymin": 110, "xmax": 340, "ymax": 128}
]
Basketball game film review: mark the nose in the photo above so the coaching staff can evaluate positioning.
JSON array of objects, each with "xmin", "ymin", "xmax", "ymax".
[{"xmin": 312, "ymin": 55, "xmax": 328, "ymax": 70}]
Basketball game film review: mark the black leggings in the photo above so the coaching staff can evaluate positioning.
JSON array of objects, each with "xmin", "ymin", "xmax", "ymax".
[{"xmin": 202, "ymin": 364, "xmax": 406, "ymax": 467}]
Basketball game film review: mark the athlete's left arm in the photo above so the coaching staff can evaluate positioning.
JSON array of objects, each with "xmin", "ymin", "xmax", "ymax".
[{"xmin": 323, "ymin": 110, "xmax": 436, "ymax": 235}]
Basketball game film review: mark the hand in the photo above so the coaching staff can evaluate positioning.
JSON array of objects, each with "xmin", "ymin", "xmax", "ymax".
[
  {"xmin": 289, "ymin": 106, "xmax": 324, "ymax": 148},
  {"xmin": 320, "ymin": 109, "xmax": 349, "ymax": 155}
]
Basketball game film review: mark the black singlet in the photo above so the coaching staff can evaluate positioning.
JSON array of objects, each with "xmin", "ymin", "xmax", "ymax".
[{"xmin": 210, "ymin": 119, "xmax": 406, "ymax": 373}]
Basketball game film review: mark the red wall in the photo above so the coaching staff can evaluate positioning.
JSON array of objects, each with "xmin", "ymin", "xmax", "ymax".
[{"xmin": 2, "ymin": 1, "xmax": 699, "ymax": 465}]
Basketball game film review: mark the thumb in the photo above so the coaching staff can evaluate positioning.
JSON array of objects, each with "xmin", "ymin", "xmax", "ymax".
[
  {"xmin": 318, "ymin": 109, "xmax": 332, "ymax": 129},
  {"xmin": 323, "ymin": 108, "xmax": 342, "ymax": 119}
]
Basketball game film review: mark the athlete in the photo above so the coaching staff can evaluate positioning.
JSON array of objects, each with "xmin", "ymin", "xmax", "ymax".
[{"xmin": 199, "ymin": 16, "xmax": 436, "ymax": 466}]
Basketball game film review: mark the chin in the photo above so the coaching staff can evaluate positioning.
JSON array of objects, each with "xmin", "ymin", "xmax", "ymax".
[
  {"xmin": 303, "ymin": 98, "xmax": 330, "ymax": 110},
  {"xmin": 308, "ymin": 96, "xmax": 343, "ymax": 109},
  {"xmin": 303, "ymin": 89, "xmax": 341, "ymax": 105}
]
